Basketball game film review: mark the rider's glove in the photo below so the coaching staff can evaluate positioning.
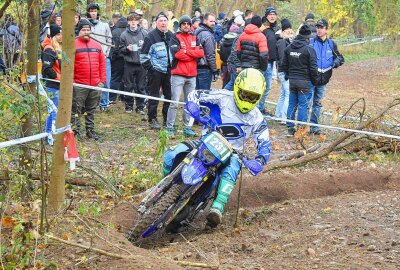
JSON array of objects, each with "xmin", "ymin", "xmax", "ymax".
[{"xmin": 243, "ymin": 157, "xmax": 263, "ymax": 176}]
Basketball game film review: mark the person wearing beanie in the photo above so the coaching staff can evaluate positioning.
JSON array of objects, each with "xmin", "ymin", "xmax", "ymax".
[
  {"xmin": 298, "ymin": 12, "xmax": 317, "ymax": 38},
  {"xmin": 308, "ymin": 18, "xmax": 344, "ymax": 135},
  {"xmin": 275, "ymin": 18, "xmax": 295, "ymax": 121},
  {"xmin": 281, "ymin": 24, "xmax": 319, "ymax": 136},
  {"xmin": 72, "ymin": 18, "xmax": 106, "ymax": 140},
  {"xmin": 166, "ymin": 15, "xmax": 204, "ymax": 137},
  {"xmin": 219, "ymin": 24, "xmax": 239, "ymax": 87},
  {"xmin": 41, "ymin": 23, "xmax": 62, "ymax": 145},
  {"xmin": 191, "ymin": 17, "xmax": 201, "ymax": 31},
  {"xmin": 194, "ymin": 8, "xmax": 202, "ymax": 18},
  {"xmin": 258, "ymin": 6, "xmax": 278, "ymax": 115},
  {"xmin": 87, "ymin": 3, "xmax": 112, "ymax": 111},
  {"xmin": 237, "ymin": 15, "xmax": 268, "ymax": 71},
  {"xmin": 140, "ymin": 11, "xmax": 173, "ymax": 129},
  {"xmin": 119, "ymin": 13, "xmax": 148, "ymax": 114},
  {"xmin": 214, "ymin": 12, "xmax": 226, "ymax": 43}
]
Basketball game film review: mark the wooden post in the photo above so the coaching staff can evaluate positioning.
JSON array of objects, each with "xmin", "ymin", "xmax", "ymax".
[{"xmin": 48, "ymin": 0, "xmax": 76, "ymax": 211}]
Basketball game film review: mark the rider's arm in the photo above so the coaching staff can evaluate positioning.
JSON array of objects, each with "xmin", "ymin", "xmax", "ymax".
[
  {"xmin": 187, "ymin": 89, "xmax": 228, "ymax": 106},
  {"xmin": 252, "ymin": 119, "xmax": 272, "ymax": 165}
]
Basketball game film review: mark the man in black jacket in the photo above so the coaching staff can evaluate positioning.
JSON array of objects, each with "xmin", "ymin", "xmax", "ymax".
[
  {"xmin": 109, "ymin": 13, "xmax": 127, "ymax": 103},
  {"xmin": 258, "ymin": 6, "xmax": 279, "ymax": 114},
  {"xmin": 120, "ymin": 13, "xmax": 148, "ymax": 114},
  {"xmin": 282, "ymin": 24, "xmax": 318, "ymax": 136}
]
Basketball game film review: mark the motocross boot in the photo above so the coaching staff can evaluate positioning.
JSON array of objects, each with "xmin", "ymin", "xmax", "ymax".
[{"xmin": 206, "ymin": 177, "xmax": 235, "ymax": 228}]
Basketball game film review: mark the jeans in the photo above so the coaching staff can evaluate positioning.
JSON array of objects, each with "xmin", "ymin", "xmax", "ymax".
[
  {"xmin": 287, "ymin": 83, "xmax": 313, "ymax": 129},
  {"xmin": 100, "ymin": 57, "xmax": 111, "ymax": 108},
  {"xmin": 45, "ymin": 87, "xmax": 59, "ymax": 133},
  {"xmin": 167, "ymin": 75, "xmax": 196, "ymax": 129},
  {"xmin": 196, "ymin": 68, "xmax": 212, "ymax": 90},
  {"xmin": 274, "ymin": 72, "xmax": 290, "ymax": 120},
  {"xmin": 224, "ymin": 63, "xmax": 236, "ymax": 91},
  {"xmin": 109, "ymin": 58, "xmax": 125, "ymax": 102},
  {"xmin": 310, "ymin": 84, "xmax": 327, "ymax": 132},
  {"xmin": 257, "ymin": 61, "xmax": 274, "ymax": 111}
]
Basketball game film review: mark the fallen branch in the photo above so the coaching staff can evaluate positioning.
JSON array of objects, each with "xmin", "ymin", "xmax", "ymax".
[
  {"xmin": 46, "ymin": 234, "xmax": 136, "ymax": 260},
  {"xmin": 265, "ymin": 98, "xmax": 400, "ymax": 172},
  {"xmin": 176, "ymin": 260, "xmax": 219, "ymax": 269},
  {"xmin": 279, "ymin": 143, "xmax": 321, "ymax": 161}
]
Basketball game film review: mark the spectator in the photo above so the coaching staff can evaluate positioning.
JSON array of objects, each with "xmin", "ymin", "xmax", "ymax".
[
  {"xmin": 219, "ymin": 25, "xmax": 239, "ymax": 87},
  {"xmin": 244, "ymin": 9, "xmax": 254, "ymax": 25},
  {"xmin": 233, "ymin": 15, "xmax": 245, "ymax": 28},
  {"xmin": 309, "ymin": 18, "xmax": 344, "ymax": 134},
  {"xmin": 275, "ymin": 18, "xmax": 295, "ymax": 121},
  {"xmin": 191, "ymin": 17, "xmax": 201, "ymax": 31},
  {"xmin": 195, "ymin": 13, "xmax": 218, "ymax": 90},
  {"xmin": 109, "ymin": 13, "xmax": 127, "ymax": 104},
  {"xmin": 72, "ymin": 19, "xmax": 106, "ymax": 140},
  {"xmin": 141, "ymin": 19, "xmax": 149, "ymax": 30},
  {"xmin": 193, "ymin": 7, "xmax": 203, "ymax": 22},
  {"xmin": 41, "ymin": 24, "xmax": 62, "ymax": 145},
  {"xmin": 237, "ymin": 15, "xmax": 268, "ymax": 71},
  {"xmin": 167, "ymin": 15, "xmax": 204, "ymax": 137},
  {"xmin": 302, "ymin": 13, "xmax": 317, "ymax": 38},
  {"xmin": 149, "ymin": 16, "xmax": 157, "ymax": 31},
  {"xmin": 140, "ymin": 12, "xmax": 173, "ymax": 129},
  {"xmin": 74, "ymin": 12, "xmax": 81, "ymax": 36},
  {"xmin": 282, "ymin": 24, "xmax": 318, "ymax": 136},
  {"xmin": 120, "ymin": 13, "xmax": 147, "ymax": 114},
  {"xmin": 214, "ymin": 12, "xmax": 226, "ymax": 44},
  {"xmin": 54, "ymin": 13, "xmax": 62, "ymax": 26},
  {"xmin": 226, "ymin": 9, "xmax": 243, "ymax": 35},
  {"xmin": 224, "ymin": 25, "xmax": 244, "ymax": 91},
  {"xmin": 0, "ymin": 14, "xmax": 21, "ymax": 68},
  {"xmin": 167, "ymin": 11, "xmax": 179, "ymax": 32},
  {"xmin": 86, "ymin": 3, "xmax": 112, "ymax": 112},
  {"xmin": 258, "ymin": 6, "xmax": 278, "ymax": 115}
]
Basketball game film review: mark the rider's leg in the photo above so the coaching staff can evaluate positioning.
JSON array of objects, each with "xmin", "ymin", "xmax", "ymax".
[
  {"xmin": 207, "ymin": 154, "xmax": 241, "ymax": 227},
  {"xmin": 162, "ymin": 143, "xmax": 191, "ymax": 176}
]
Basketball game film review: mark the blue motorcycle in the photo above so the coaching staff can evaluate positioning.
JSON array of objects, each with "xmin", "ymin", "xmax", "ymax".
[{"xmin": 125, "ymin": 102, "xmax": 262, "ymax": 244}]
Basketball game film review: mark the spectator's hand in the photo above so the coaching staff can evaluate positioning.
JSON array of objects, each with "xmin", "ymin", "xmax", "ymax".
[
  {"xmin": 235, "ymin": 67, "xmax": 242, "ymax": 74},
  {"xmin": 97, "ymin": 82, "xmax": 105, "ymax": 88},
  {"xmin": 333, "ymin": 58, "xmax": 341, "ymax": 68},
  {"xmin": 127, "ymin": 44, "xmax": 133, "ymax": 52},
  {"xmin": 212, "ymin": 71, "xmax": 219, "ymax": 82}
]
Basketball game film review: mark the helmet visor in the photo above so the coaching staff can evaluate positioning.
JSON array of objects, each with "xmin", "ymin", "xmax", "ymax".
[{"xmin": 238, "ymin": 89, "xmax": 260, "ymax": 103}]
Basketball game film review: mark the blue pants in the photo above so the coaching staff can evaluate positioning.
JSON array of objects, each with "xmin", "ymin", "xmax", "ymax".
[
  {"xmin": 100, "ymin": 57, "xmax": 111, "ymax": 108},
  {"xmin": 274, "ymin": 72, "xmax": 290, "ymax": 120},
  {"xmin": 224, "ymin": 63, "xmax": 236, "ymax": 91},
  {"xmin": 287, "ymin": 86, "xmax": 313, "ymax": 128},
  {"xmin": 45, "ymin": 87, "xmax": 59, "ymax": 133},
  {"xmin": 310, "ymin": 84, "xmax": 327, "ymax": 132},
  {"xmin": 196, "ymin": 68, "xmax": 212, "ymax": 90},
  {"xmin": 257, "ymin": 61, "xmax": 274, "ymax": 112}
]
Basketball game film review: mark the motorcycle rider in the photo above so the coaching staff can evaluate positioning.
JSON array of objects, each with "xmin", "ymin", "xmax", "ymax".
[{"xmin": 162, "ymin": 68, "xmax": 272, "ymax": 228}]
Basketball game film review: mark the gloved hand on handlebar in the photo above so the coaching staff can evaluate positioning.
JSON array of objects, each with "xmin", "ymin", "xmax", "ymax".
[{"xmin": 242, "ymin": 157, "xmax": 263, "ymax": 176}]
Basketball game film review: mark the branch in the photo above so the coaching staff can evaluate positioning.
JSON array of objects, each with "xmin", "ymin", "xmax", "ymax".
[
  {"xmin": 265, "ymin": 98, "xmax": 400, "ymax": 172},
  {"xmin": 46, "ymin": 234, "xmax": 136, "ymax": 260},
  {"xmin": 176, "ymin": 260, "xmax": 219, "ymax": 269},
  {"xmin": 0, "ymin": 0, "xmax": 12, "ymax": 20}
]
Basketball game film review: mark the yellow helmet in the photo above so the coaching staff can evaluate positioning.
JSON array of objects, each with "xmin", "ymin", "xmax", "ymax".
[{"xmin": 233, "ymin": 68, "xmax": 266, "ymax": 113}]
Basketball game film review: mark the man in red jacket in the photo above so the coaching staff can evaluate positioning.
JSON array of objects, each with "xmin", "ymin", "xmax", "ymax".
[
  {"xmin": 166, "ymin": 15, "xmax": 204, "ymax": 137},
  {"xmin": 72, "ymin": 18, "xmax": 106, "ymax": 140}
]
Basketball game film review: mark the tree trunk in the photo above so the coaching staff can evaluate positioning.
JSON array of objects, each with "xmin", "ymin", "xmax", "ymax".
[
  {"xmin": 184, "ymin": 0, "xmax": 193, "ymax": 16},
  {"xmin": 174, "ymin": 0, "xmax": 184, "ymax": 17},
  {"xmin": 150, "ymin": 0, "xmax": 162, "ymax": 17},
  {"xmin": 20, "ymin": 0, "xmax": 39, "ymax": 185},
  {"xmin": 106, "ymin": 0, "xmax": 112, "ymax": 17},
  {"xmin": 48, "ymin": 0, "xmax": 76, "ymax": 212}
]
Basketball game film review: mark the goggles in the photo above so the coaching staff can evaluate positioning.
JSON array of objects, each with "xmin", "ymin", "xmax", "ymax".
[{"xmin": 238, "ymin": 89, "xmax": 260, "ymax": 103}]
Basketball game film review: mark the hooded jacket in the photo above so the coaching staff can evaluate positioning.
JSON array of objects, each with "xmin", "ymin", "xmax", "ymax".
[
  {"xmin": 262, "ymin": 25, "xmax": 278, "ymax": 61},
  {"xmin": 41, "ymin": 36, "xmax": 61, "ymax": 89},
  {"xmin": 109, "ymin": 17, "xmax": 128, "ymax": 60},
  {"xmin": 237, "ymin": 24, "xmax": 269, "ymax": 70},
  {"xmin": 195, "ymin": 23, "xmax": 217, "ymax": 72},
  {"xmin": 74, "ymin": 36, "xmax": 106, "ymax": 86},
  {"xmin": 219, "ymin": 32, "xmax": 237, "ymax": 63},
  {"xmin": 170, "ymin": 30, "xmax": 204, "ymax": 77},
  {"xmin": 119, "ymin": 26, "xmax": 147, "ymax": 64},
  {"xmin": 282, "ymin": 35, "xmax": 318, "ymax": 90}
]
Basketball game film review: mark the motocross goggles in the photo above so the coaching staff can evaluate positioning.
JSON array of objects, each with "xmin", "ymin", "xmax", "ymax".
[{"xmin": 238, "ymin": 89, "xmax": 261, "ymax": 103}]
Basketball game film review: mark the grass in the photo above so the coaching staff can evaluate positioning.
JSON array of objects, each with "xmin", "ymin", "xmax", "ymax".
[{"xmin": 341, "ymin": 40, "xmax": 400, "ymax": 63}]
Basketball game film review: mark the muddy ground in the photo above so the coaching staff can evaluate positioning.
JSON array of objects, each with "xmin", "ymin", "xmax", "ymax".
[{"xmin": 21, "ymin": 57, "xmax": 400, "ymax": 269}]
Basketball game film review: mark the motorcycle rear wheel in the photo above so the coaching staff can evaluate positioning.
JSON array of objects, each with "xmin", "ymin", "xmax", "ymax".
[{"xmin": 126, "ymin": 184, "xmax": 182, "ymax": 243}]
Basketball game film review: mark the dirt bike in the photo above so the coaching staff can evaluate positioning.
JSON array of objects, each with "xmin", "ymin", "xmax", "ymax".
[{"xmin": 125, "ymin": 102, "xmax": 262, "ymax": 244}]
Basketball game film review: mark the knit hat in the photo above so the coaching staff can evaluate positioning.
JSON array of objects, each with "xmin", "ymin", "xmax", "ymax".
[
  {"xmin": 155, "ymin": 12, "xmax": 168, "ymax": 21},
  {"xmin": 316, "ymin": 18, "xmax": 329, "ymax": 28},
  {"xmin": 265, "ymin": 6, "xmax": 277, "ymax": 16},
  {"xmin": 191, "ymin": 17, "xmax": 201, "ymax": 24},
  {"xmin": 179, "ymin": 15, "xmax": 192, "ymax": 26},
  {"xmin": 305, "ymin": 13, "xmax": 314, "ymax": 21},
  {"xmin": 299, "ymin": 24, "xmax": 311, "ymax": 37},
  {"xmin": 281, "ymin": 18, "xmax": 292, "ymax": 31},
  {"xmin": 218, "ymin": 12, "xmax": 226, "ymax": 20},
  {"xmin": 234, "ymin": 15, "xmax": 245, "ymax": 26},
  {"xmin": 194, "ymin": 7, "xmax": 202, "ymax": 14},
  {"xmin": 49, "ymin": 24, "xmax": 62, "ymax": 38},
  {"xmin": 232, "ymin": 10, "xmax": 243, "ymax": 18},
  {"xmin": 229, "ymin": 24, "xmax": 239, "ymax": 33},
  {"xmin": 87, "ymin": 3, "xmax": 100, "ymax": 11},
  {"xmin": 77, "ymin": 18, "xmax": 92, "ymax": 33},
  {"xmin": 250, "ymin": 15, "xmax": 262, "ymax": 28}
]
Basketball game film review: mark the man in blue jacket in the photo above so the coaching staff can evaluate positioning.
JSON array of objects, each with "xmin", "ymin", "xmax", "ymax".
[{"xmin": 309, "ymin": 18, "xmax": 344, "ymax": 134}]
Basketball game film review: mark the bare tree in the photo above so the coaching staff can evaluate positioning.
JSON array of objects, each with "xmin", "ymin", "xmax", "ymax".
[
  {"xmin": 150, "ymin": 0, "xmax": 162, "ymax": 17},
  {"xmin": 48, "ymin": 0, "xmax": 76, "ymax": 212},
  {"xmin": 183, "ymin": 0, "xmax": 194, "ymax": 16},
  {"xmin": 174, "ymin": 0, "xmax": 184, "ymax": 17}
]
